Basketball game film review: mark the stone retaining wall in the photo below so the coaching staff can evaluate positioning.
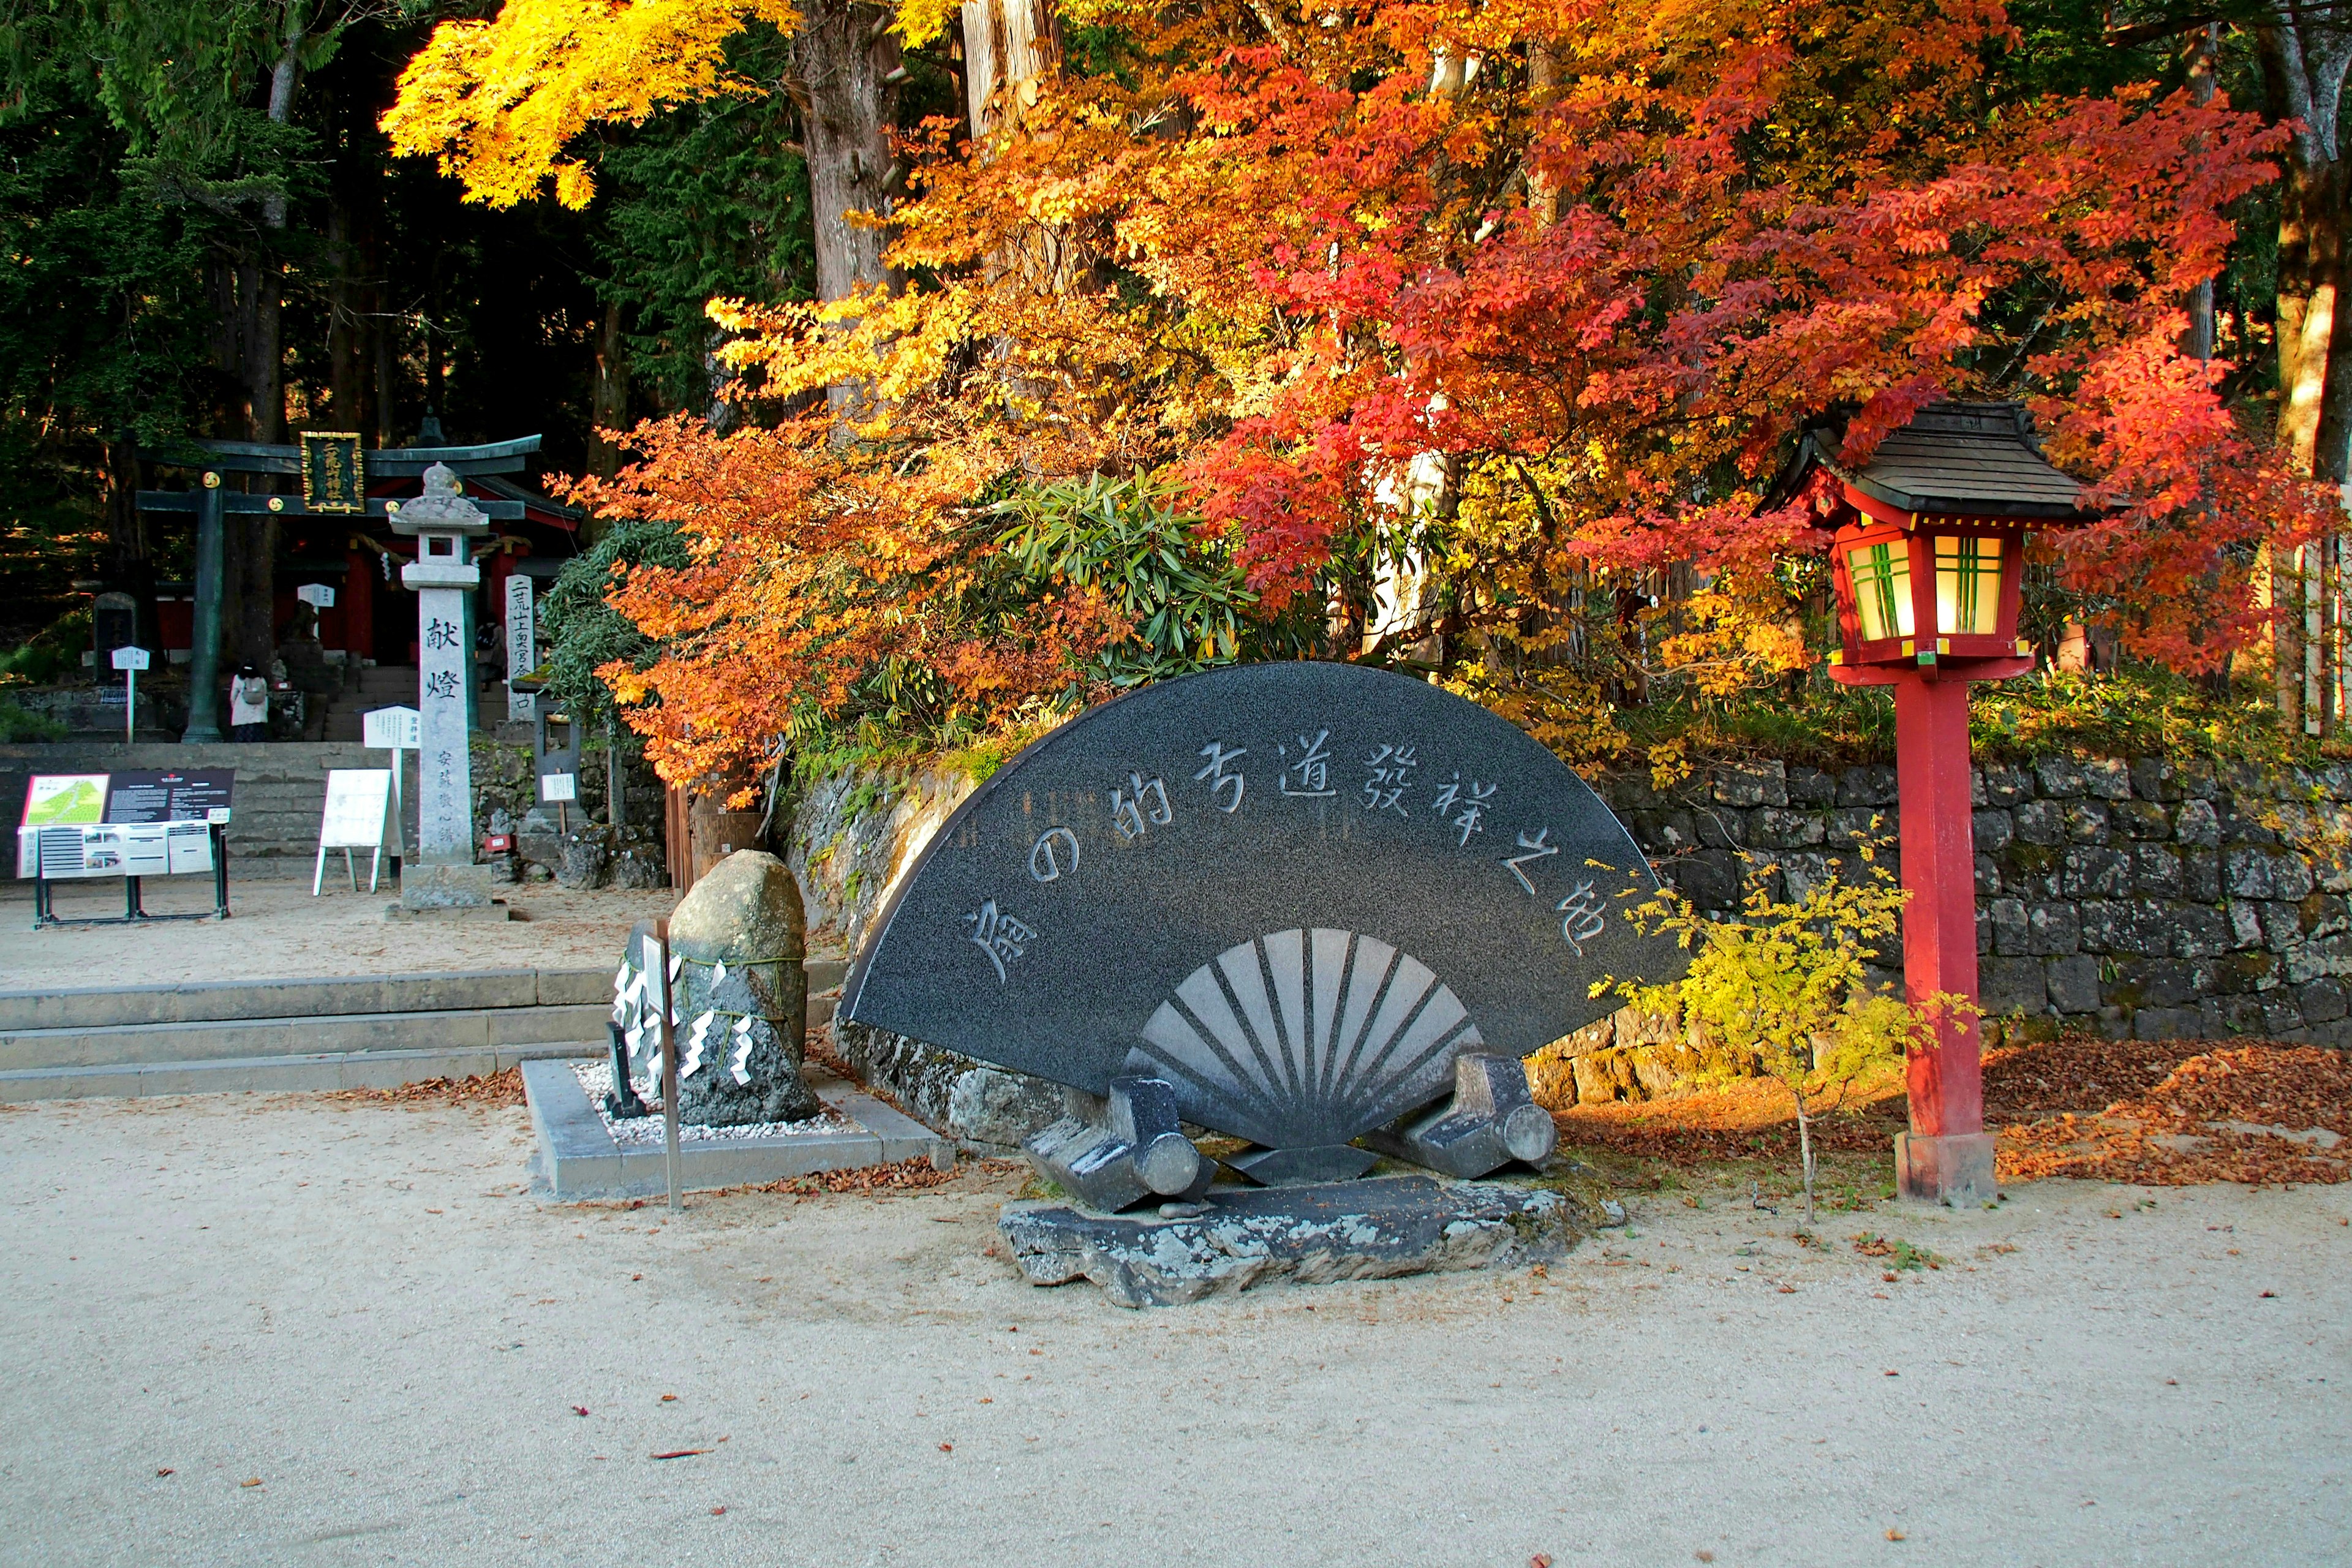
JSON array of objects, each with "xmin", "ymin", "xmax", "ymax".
[
  {"xmin": 793, "ymin": 748, "xmax": 2352, "ymax": 1133},
  {"xmin": 1591, "ymin": 755, "xmax": 2352, "ymax": 1050}
]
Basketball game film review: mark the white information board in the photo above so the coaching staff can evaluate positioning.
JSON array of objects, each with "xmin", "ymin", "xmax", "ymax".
[
  {"xmin": 362, "ymin": 706, "xmax": 421, "ymax": 750},
  {"xmin": 15, "ymin": 822, "xmax": 203, "ymax": 880},
  {"xmin": 314, "ymin": 769, "xmax": 399, "ymax": 895},
  {"xmin": 111, "ymin": 646, "xmax": 151, "ymax": 671},
  {"xmin": 296, "ymin": 583, "xmax": 336, "ymax": 609},
  {"xmin": 541, "ymin": 771, "xmax": 577, "ymax": 804}
]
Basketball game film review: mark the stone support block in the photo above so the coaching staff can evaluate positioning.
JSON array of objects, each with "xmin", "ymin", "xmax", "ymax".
[
  {"xmin": 2283, "ymin": 936, "xmax": 2352, "ymax": 986},
  {"xmin": 1979, "ymin": 764, "xmax": 2034, "ymax": 807},
  {"xmin": 1787, "ymin": 767, "xmax": 1838, "ymax": 807},
  {"xmin": 2297, "ymin": 978, "xmax": 2350, "ymax": 1025},
  {"xmin": 2080, "ymin": 900, "xmax": 2168, "ymax": 956},
  {"xmin": 1024, "ymin": 1077, "xmax": 1208, "ymax": 1213},
  {"xmin": 2133, "ymin": 1006, "xmax": 2201, "ymax": 1042},
  {"xmin": 1830, "ymin": 806, "xmax": 1896, "ymax": 847},
  {"xmin": 2259, "ymin": 902, "xmax": 2306, "ymax": 953},
  {"xmin": 1363, "ymin": 1053, "xmax": 1559, "ymax": 1179},
  {"xmin": 2181, "ymin": 850, "xmax": 2222, "ymax": 902},
  {"xmin": 1749, "ymin": 807, "xmax": 1826, "ymax": 849},
  {"xmin": 1896, "ymin": 1131, "xmax": 1997, "ymax": 1207}
]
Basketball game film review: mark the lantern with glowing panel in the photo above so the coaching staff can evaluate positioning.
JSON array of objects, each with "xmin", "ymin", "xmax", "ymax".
[{"xmin": 1782, "ymin": 401, "xmax": 2095, "ymax": 1207}]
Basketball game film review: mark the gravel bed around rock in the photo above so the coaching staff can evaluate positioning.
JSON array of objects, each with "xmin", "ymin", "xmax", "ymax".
[{"xmin": 569, "ymin": 1058, "xmax": 850, "ymax": 1145}]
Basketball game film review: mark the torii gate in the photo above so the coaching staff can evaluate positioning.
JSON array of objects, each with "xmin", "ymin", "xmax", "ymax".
[{"xmin": 136, "ymin": 433, "xmax": 538, "ymax": 741}]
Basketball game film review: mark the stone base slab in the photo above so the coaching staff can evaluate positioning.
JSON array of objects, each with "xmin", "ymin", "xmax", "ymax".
[
  {"xmin": 1895, "ymin": 1129, "xmax": 1999, "ymax": 1207},
  {"xmin": 522, "ymin": 1057, "xmax": 951, "ymax": 1200},
  {"xmin": 999, "ymin": 1175, "xmax": 1587, "ymax": 1308},
  {"xmin": 398, "ymin": 862, "xmax": 500, "ymax": 911}
]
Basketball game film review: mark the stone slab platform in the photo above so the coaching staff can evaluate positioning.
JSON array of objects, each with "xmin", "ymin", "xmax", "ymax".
[
  {"xmin": 1000, "ymin": 1175, "xmax": 1588, "ymax": 1308},
  {"xmin": 522, "ymin": 1057, "xmax": 952, "ymax": 1200}
]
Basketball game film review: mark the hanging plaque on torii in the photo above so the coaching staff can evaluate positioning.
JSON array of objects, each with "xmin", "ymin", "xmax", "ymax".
[{"xmin": 134, "ymin": 433, "xmax": 538, "ymax": 742}]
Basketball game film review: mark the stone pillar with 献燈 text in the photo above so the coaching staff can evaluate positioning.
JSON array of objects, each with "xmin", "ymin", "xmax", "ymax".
[{"xmin": 391, "ymin": 464, "xmax": 500, "ymax": 913}]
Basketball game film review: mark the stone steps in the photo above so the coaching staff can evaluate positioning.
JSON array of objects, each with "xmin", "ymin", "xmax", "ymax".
[
  {"xmin": 0, "ymin": 965, "xmax": 611, "ymax": 1101},
  {"xmin": 4, "ymin": 1045, "xmax": 584, "ymax": 1101},
  {"xmin": 1, "ymin": 1003, "xmax": 611, "ymax": 1074},
  {"xmin": 0, "ymin": 960, "xmax": 848, "ymax": 1101},
  {"xmin": 0, "ymin": 967, "xmax": 609, "ymax": 1031}
]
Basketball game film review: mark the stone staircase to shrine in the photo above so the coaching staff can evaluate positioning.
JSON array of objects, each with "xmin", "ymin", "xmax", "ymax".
[
  {"xmin": 0, "ymin": 958, "xmax": 848, "ymax": 1100},
  {"xmin": 317, "ymin": 665, "xmax": 521, "ymax": 743}
]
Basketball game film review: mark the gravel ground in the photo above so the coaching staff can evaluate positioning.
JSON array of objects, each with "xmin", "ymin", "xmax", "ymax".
[
  {"xmin": 0, "ymin": 875, "xmax": 679, "ymax": 987},
  {"xmin": 2, "ymin": 1095, "xmax": 2345, "ymax": 1566}
]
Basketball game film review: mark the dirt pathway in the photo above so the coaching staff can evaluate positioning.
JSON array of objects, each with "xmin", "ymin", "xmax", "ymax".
[
  {"xmin": 0, "ymin": 877, "xmax": 679, "ymax": 988},
  {"xmin": 1, "ymin": 1093, "xmax": 2345, "ymax": 1566}
]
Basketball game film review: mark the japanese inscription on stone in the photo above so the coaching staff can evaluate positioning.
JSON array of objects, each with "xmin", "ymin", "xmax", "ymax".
[{"xmin": 843, "ymin": 662, "xmax": 1684, "ymax": 1142}]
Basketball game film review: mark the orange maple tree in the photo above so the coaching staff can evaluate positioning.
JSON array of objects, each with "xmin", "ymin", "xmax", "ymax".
[
  {"xmin": 398, "ymin": 0, "xmax": 2326, "ymax": 771},
  {"xmin": 563, "ymin": 413, "xmax": 1128, "ymax": 790}
]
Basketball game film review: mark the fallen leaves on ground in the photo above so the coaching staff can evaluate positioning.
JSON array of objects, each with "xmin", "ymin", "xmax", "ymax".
[
  {"xmin": 1551, "ymin": 1037, "xmax": 2351, "ymax": 1188},
  {"xmin": 1554, "ymin": 1071, "xmax": 1902, "ymax": 1167},
  {"xmin": 322, "ymin": 1067, "xmax": 525, "ymax": 1109},
  {"xmin": 1994, "ymin": 1042, "xmax": 2352, "ymax": 1186},
  {"xmin": 752, "ymin": 1155, "xmax": 1022, "ymax": 1197}
]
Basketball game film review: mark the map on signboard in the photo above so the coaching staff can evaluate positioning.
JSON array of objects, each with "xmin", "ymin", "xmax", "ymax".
[
  {"xmin": 300, "ymin": 431, "xmax": 364, "ymax": 514},
  {"xmin": 319, "ymin": 770, "xmax": 395, "ymax": 850},
  {"xmin": 22, "ymin": 774, "xmax": 108, "ymax": 827},
  {"xmin": 104, "ymin": 769, "xmax": 235, "ymax": 825}
]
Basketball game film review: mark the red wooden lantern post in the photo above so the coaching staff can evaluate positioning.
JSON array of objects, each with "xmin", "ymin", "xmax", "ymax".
[{"xmin": 1790, "ymin": 404, "xmax": 2095, "ymax": 1204}]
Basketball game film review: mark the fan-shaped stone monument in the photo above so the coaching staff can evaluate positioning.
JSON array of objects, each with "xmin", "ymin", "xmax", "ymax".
[{"xmin": 842, "ymin": 661, "xmax": 1684, "ymax": 1300}]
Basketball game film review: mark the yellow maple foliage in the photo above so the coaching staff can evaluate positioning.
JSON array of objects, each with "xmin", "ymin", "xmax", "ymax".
[{"xmin": 381, "ymin": 0, "xmax": 801, "ymax": 209}]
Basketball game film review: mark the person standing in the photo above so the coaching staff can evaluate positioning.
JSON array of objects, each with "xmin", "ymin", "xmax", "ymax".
[{"xmin": 228, "ymin": 663, "xmax": 270, "ymax": 742}]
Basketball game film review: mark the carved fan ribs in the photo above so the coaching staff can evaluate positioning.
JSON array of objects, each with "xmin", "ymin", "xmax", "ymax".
[{"xmin": 1133, "ymin": 928, "xmax": 1482, "ymax": 1150}]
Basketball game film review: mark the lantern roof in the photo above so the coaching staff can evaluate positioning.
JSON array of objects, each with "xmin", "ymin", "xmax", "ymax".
[{"xmin": 1781, "ymin": 401, "xmax": 2098, "ymax": 522}]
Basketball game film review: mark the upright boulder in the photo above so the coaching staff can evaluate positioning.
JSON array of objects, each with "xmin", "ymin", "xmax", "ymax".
[{"xmin": 666, "ymin": 850, "xmax": 820, "ymax": 1126}]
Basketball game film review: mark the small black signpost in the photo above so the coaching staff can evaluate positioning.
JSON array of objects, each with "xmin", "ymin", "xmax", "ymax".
[{"xmin": 135, "ymin": 434, "xmax": 537, "ymax": 742}]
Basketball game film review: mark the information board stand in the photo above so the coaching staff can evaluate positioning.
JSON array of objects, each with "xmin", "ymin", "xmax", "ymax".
[
  {"xmin": 363, "ymin": 705, "xmax": 420, "ymax": 881},
  {"xmin": 24, "ymin": 822, "xmax": 230, "ymax": 928},
  {"xmin": 314, "ymin": 769, "xmax": 399, "ymax": 895},
  {"xmin": 18, "ymin": 771, "xmax": 233, "ymax": 929}
]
